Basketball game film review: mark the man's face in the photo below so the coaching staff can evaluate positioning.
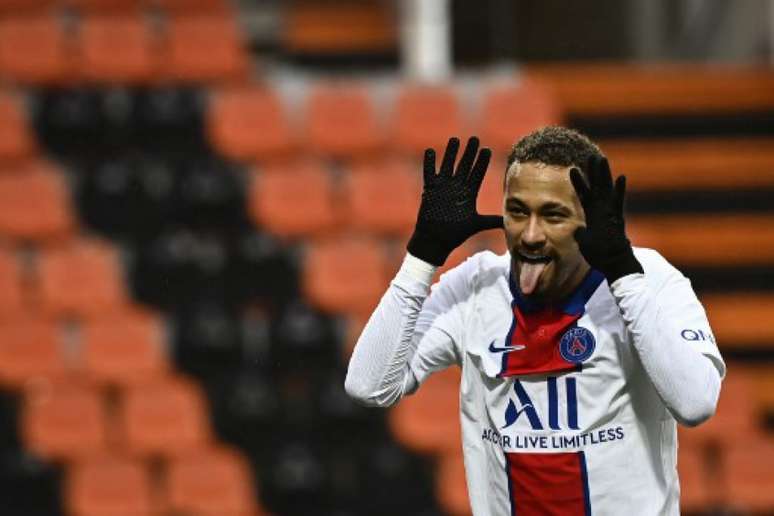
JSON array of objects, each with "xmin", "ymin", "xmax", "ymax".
[{"xmin": 503, "ymin": 160, "xmax": 590, "ymax": 302}]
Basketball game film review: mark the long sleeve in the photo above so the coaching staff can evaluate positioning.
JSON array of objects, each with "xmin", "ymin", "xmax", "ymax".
[
  {"xmin": 344, "ymin": 253, "xmax": 465, "ymax": 408},
  {"xmin": 609, "ymin": 258, "xmax": 725, "ymax": 427}
]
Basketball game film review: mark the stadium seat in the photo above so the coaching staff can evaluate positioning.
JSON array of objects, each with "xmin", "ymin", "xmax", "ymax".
[
  {"xmin": 702, "ymin": 293, "xmax": 774, "ymax": 349},
  {"xmin": 20, "ymin": 381, "xmax": 108, "ymax": 461},
  {"xmin": 64, "ymin": 0, "xmax": 144, "ymax": 12},
  {"xmin": 0, "ymin": 450, "xmax": 62, "ymax": 516},
  {"xmin": 207, "ymin": 86, "xmax": 295, "ymax": 161},
  {"xmin": 31, "ymin": 87, "xmax": 104, "ymax": 155},
  {"xmin": 723, "ymin": 438, "xmax": 774, "ymax": 513},
  {"xmin": 248, "ymin": 161, "xmax": 339, "ymax": 239},
  {"xmin": 0, "ymin": 247, "xmax": 26, "ymax": 319},
  {"xmin": 475, "ymin": 152, "xmax": 506, "ymax": 216},
  {"xmin": 343, "ymin": 159, "xmax": 420, "ymax": 235},
  {"xmin": 0, "ymin": 319, "xmax": 66, "ymax": 387},
  {"xmin": 0, "ymin": 14, "xmax": 71, "ymax": 85},
  {"xmin": 160, "ymin": 14, "xmax": 249, "ymax": 84},
  {"xmin": 65, "ymin": 456, "xmax": 158, "ymax": 516},
  {"xmin": 154, "ymin": 0, "xmax": 230, "ymax": 13},
  {"xmin": 0, "ymin": 92, "xmax": 36, "ymax": 160},
  {"xmin": 268, "ymin": 299, "xmax": 341, "ymax": 373},
  {"xmin": 77, "ymin": 15, "xmax": 158, "ymax": 84},
  {"xmin": 164, "ymin": 445, "xmax": 261, "ymax": 515},
  {"xmin": 282, "ymin": 0, "xmax": 396, "ymax": 55},
  {"xmin": 677, "ymin": 441, "xmax": 716, "ymax": 513},
  {"xmin": 0, "ymin": 161, "xmax": 75, "ymax": 242},
  {"xmin": 132, "ymin": 86, "xmax": 208, "ymax": 151},
  {"xmin": 627, "ymin": 214, "xmax": 774, "ymax": 267},
  {"xmin": 601, "ymin": 138, "xmax": 774, "ymax": 191},
  {"xmin": 176, "ymin": 155, "xmax": 245, "ymax": 229},
  {"xmin": 305, "ymin": 85, "xmax": 383, "ymax": 158},
  {"xmin": 479, "ymin": 80, "xmax": 561, "ymax": 154},
  {"xmin": 301, "ymin": 236, "xmax": 390, "ymax": 316},
  {"xmin": 118, "ymin": 374, "xmax": 212, "ymax": 458},
  {"xmin": 435, "ymin": 453, "xmax": 471, "ymax": 516},
  {"xmin": 173, "ymin": 301, "xmax": 242, "ymax": 376},
  {"xmin": 227, "ymin": 231, "xmax": 300, "ymax": 306},
  {"xmin": 389, "ymin": 368, "xmax": 461, "ymax": 455},
  {"xmin": 0, "ymin": 0, "xmax": 56, "ymax": 12},
  {"xmin": 80, "ymin": 309, "xmax": 168, "ymax": 386},
  {"xmin": 393, "ymin": 85, "xmax": 466, "ymax": 155},
  {"xmin": 35, "ymin": 239, "xmax": 128, "ymax": 319}
]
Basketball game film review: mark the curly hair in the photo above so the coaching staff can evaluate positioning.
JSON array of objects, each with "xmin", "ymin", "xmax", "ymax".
[{"xmin": 505, "ymin": 126, "xmax": 604, "ymax": 184}]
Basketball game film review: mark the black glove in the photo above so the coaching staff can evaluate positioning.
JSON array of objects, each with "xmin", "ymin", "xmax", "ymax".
[
  {"xmin": 569, "ymin": 154, "xmax": 643, "ymax": 284},
  {"xmin": 407, "ymin": 136, "xmax": 503, "ymax": 266}
]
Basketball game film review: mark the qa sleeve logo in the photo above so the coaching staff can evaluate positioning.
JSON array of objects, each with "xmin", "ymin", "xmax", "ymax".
[{"xmin": 559, "ymin": 327, "xmax": 596, "ymax": 364}]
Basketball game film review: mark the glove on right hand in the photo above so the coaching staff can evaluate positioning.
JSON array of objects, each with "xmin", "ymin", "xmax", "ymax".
[{"xmin": 407, "ymin": 136, "xmax": 504, "ymax": 266}]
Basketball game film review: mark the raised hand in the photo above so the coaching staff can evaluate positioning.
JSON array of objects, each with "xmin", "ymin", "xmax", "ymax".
[
  {"xmin": 569, "ymin": 154, "xmax": 643, "ymax": 284},
  {"xmin": 407, "ymin": 136, "xmax": 504, "ymax": 266}
]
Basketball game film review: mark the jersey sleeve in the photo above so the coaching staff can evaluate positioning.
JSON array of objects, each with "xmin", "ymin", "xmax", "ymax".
[
  {"xmin": 609, "ymin": 248, "xmax": 725, "ymax": 426},
  {"xmin": 344, "ymin": 252, "xmax": 473, "ymax": 407}
]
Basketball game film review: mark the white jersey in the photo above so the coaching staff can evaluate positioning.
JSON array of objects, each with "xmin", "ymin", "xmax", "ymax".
[{"xmin": 346, "ymin": 247, "xmax": 725, "ymax": 516}]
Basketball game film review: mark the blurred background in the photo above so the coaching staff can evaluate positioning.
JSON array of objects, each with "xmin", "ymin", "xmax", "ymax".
[{"xmin": 0, "ymin": 0, "xmax": 772, "ymax": 515}]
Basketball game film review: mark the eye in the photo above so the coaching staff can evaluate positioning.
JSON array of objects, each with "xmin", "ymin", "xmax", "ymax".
[{"xmin": 544, "ymin": 212, "xmax": 567, "ymax": 221}]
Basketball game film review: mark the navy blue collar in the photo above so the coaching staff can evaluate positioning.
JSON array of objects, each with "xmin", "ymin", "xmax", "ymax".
[{"xmin": 508, "ymin": 265, "xmax": 605, "ymax": 316}]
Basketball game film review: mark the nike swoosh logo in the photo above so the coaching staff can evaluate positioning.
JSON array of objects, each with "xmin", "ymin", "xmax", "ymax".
[{"xmin": 488, "ymin": 340, "xmax": 526, "ymax": 353}]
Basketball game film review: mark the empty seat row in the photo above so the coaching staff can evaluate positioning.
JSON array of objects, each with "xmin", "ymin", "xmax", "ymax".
[
  {"xmin": 0, "ymin": 0, "xmax": 229, "ymax": 13},
  {"xmin": 0, "ymin": 239, "xmax": 128, "ymax": 319},
  {"xmin": 66, "ymin": 445, "xmax": 262, "ymax": 516},
  {"xmin": 208, "ymin": 81, "xmax": 560, "ymax": 161},
  {"xmin": 0, "ymin": 12, "xmax": 248, "ymax": 86}
]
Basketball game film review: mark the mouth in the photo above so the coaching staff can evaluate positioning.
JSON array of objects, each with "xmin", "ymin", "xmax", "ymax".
[{"xmin": 516, "ymin": 250, "xmax": 553, "ymax": 264}]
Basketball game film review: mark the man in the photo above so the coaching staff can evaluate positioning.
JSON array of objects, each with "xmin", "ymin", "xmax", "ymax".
[{"xmin": 345, "ymin": 127, "xmax": 725, "ymax": 515}]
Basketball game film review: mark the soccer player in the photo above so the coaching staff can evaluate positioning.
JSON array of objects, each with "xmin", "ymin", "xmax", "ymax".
[{"xmin": 345, "ymin": 127, "xmax": 725, "ymax": 515}]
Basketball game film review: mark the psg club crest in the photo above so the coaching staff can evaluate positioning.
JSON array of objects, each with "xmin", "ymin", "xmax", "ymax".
[{"xmin": 559, "ymin": 327, "xmax": 596, "ymax": 364}]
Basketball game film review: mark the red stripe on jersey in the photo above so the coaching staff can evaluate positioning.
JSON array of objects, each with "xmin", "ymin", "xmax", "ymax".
[
  {"xmin": 499, "ymin": 305, "xmax": 581, "ymax": 377},
  {"xmin": 505, "ymin": 451, "xmax": 591, "ymax": 516}
]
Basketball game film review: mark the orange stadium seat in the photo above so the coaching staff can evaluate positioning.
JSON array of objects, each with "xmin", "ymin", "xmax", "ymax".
[
  {"xmin": 0, "ymin": 319, "xmax": 66, "ymax": 387},
  {"xmin": 77, "ymin": 15, "xmax": 158, "ymax": 84},
  {"xmin": 154, "ymin": 0, "xmax": 231, "ymax": 13},
  {"xmin": 161, "ymin": 14, "xmax": 249, "ymax": 84},
  {"xmin": 0, "ymin": 0, "xmax": 56, "ymax": 11},
  {"xmin": 702, "ymin": 293, "xmax": 774, "ymax": 349},
  {"xmin": 63, "ymin": 0, "xmax": 143, "ymax": 12},
  {"xmin": 65, "ymin": 456, "xmax": 158, "ymax": 516},
  {"xmin": 628, "ymin": 214, "xmax": 774, "ymax": 267},
  {"xmin": 80, "ymin": 309, "xmax": 168, "ymax": 386},
  {"xmin": 676, "ymin": 442, "xmax": 716, "ymax": 513},
  {"xmin": 436, "ymin": 453, "xmax": 471, "ymax": 516},
  {"xmin": 164, "ymin": 445, "xmax": 261, "ymax": 515},
  {"xmin": 119, "ymin": 374, "xmax": 211, "ymax": 458},
  {"xmin": 207, "ymin": 86, "xmax": 295, "ymax": 161},
  {"xmin": 248, "ymin": 161, "xmax": 338, "ymax": 239},
  {"xmin": 306, "ymin": 85, "xmax": 383, "ymax": 158},
  {"xmin": 21, "ymin": 381, "xmax": 108, "ymax": 461},
  {"xmin": 0, "ymin": 14, "xmax": 72, "ymax": 85},
  {"xmin": 302, "ymin": 236, "xmax": 390, "ymax": 316},
  {"xmin": 480, "ymin": 80, "xmax": 561, "ymax": 154},
  {"xmin": 0, "ymin": 92, "xmax": 37, "ymax": 160},
  {"xmin": 35, "ymin": 239, "xmax": 128, "ymax": 319},
  {"xmin": 0, "ymin": 162, "xmax": 75, "ymax": 242},
  {"xmin": 723, "ymin": 438, "xmax": 774, "ymax": 513},
  {"xmin": 389, "ymin": 368, "xmax": 461, "ymax": 455},
  {"xmin": 0, "ymin": 248, "xmax": 26, "ymax": 318},
  {"xmin": 343, "ymin": 159, "xmax": 421, "ymax": 236},
  {"xmin": 393, "ymin": 85, "xmax": 466, "ymax": 155}
]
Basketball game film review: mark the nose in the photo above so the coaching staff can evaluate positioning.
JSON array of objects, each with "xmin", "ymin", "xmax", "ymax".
[{"xmin": 520, "ymin": 215, "xmax": 546, "ymax": 250}]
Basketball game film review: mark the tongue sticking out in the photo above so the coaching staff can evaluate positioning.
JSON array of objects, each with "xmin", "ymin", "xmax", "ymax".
[{"xmin": 519, "ymin": 261, "xmax": 548, "ymax": 295}]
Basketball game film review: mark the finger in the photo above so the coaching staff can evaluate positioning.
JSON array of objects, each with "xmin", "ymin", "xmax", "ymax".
[
  {"xmin": 569, "ymin": 167, "xmax": 590, "ymax": 205},
  {"xmin": 423, "ymin": 148, "xmax": 436, "ymax": 184},
  {"xmin": 439, "ymin": 137, "xmax": 460, "ymax": 177},
  {"xmin": 475, "ymin": 214, "xmax": 504, "ymax": 232},
  {"xmin": 469, "ymin": 147, "xmax": 492, "ymax": 196},
  {"xmin": 456, "ymin": 136, "xmax": 479, "ymax": 180},
  {"xmin": 614, "ymin": 175, "xmax": 627, "ymax": 215},
  {"xmin": 596, "ymin": 155, "xmax": 613, "ymax": 191}
]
